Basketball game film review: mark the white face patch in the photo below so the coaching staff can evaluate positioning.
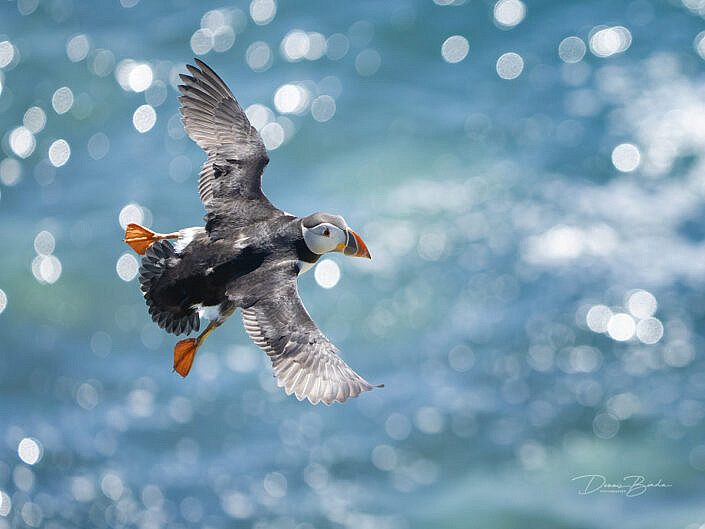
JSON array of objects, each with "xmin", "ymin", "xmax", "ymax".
[{"xmin": 302, "ymin": 223, "xmax": 347, "ymax": 255}]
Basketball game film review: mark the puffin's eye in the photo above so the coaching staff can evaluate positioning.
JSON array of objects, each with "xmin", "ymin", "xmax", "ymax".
[{"xmin": 322, "ymin": 228, "xmax": 331, "ymax": 237}]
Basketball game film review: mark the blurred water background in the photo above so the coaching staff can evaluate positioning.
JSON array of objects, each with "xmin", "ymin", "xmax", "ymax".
[{"xmin": 3, "ymin": 0, "xmax": 705, "ymax": 527}]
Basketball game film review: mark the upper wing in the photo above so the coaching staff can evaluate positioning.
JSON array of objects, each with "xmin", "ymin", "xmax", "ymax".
[
  {"xmin": 178, "ymin": 59, "xmax": 280, "ymax": 230},
  {"xmin": 239, "ymin": 271, "xmax": 382, "ymax": 405}
]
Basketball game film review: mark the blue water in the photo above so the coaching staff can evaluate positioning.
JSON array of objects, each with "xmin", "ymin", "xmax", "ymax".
[{"xmin": 2, "ymin": 0, "xmax": 705, "ymax": 527}]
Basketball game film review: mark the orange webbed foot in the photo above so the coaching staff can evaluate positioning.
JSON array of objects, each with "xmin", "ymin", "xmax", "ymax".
[
  {"xmin": 173, "ymin": 338, "xmax": 199, "ymax": 377},
  {"xmin": 124, "ymin": 223, "xmax": 158, "ymax": 255},
  {"xmin": 124, "ymin": 223, "xmax": 178, "ymax": 255}
]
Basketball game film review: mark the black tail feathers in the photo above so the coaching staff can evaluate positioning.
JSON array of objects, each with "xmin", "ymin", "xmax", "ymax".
[{"xmin": 139, "ymin": 240, "xmax": 200, "ymax": 336}]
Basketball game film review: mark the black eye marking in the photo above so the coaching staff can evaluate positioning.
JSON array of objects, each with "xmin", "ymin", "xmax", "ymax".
[{"xmin": 323, "ymin": 228, "xmax": 330, "ymax": 237}]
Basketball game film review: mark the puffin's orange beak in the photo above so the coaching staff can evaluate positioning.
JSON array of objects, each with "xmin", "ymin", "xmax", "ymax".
[{"xmin": 343, "ymin": 229, "xmax": 371, "ymax": 259}]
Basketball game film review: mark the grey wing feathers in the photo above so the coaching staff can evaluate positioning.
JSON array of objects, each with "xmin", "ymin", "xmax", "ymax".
[
  {"xmin": 178, "ymin": 59, "xmax": 273, "ymax": 215},
  {"xmin": 240, "ymin": 280, "xmax": 381, "ymax": 405}
]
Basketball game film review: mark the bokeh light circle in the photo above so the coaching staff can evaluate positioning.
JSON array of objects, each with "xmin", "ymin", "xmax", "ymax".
[
  {"xmin": 311, "ymin": 95, "xmax": 336, "ymax": 122},
  {"xmin": 118, "ymin": 203, "xmax": 144, "ymax": 229},
  {"xmin": 250, "ymin": 0, "xmax": 276, "ymax": 25},
  {"xmin": 34, "ymin": 231, "xmax": 55, "ymax": 255},
  {"xmin": 636, "ymin": 317, "xmax": 663, "ymax": 344},
  {"xmin": 0, "ymin": 158, "xmax": 21, "ymax": 186},
  {"xmin": 0, "ymin": 491, "xmax": 10, "ymax": 516},
  {"xmin": 593, "ymin": 413, "xmax": 620, "ymax": 439},
  {"xmin": 52, "ymin": 87, "xmax": 74, "ymax": 114},
  {"xmin": 305, "ymin": 32, "xmax": 327, "ymax": 60},
  {"xmin": 558, "ymin": 36, "xmax": 586, "ymax": 63},
  {"xmin": 441, "ymin": 36, "xmax": 469, "ymax": 63},
  {"xmin": 448, "ymin": 345, "xmax": 475, "ymax": 372},
  {"xmin": 48, "ymin": 139, "xmax": 71, "ymax": 167},
  {"xmin": 261, "ymin": 122, "xmax": 284, "ymax": 150},
  {"xmin": 496, "ymin": 52, "xmax": 524, "ymax": 79},
  {"xmin": 355, "ymin": 49, "xmax": 382, "ymax": 76},
  {"xmin": 586, "ymin": 304, "xmax": 612, "ymax": 333},
  {"xmin": 611, "ymin": 143, "xmax": 640, "ymax": 172},
  {"xmin": 695, "ymin": 31, "xmax": 705, "ymax": 60},
  {"xmin": 326, "ymin": 34, "xmax": 349, "ymax": 60},
  {"xmin": 23, "ymin": 106, "xmax": 46, "ymax": 133},
  {"xmin": 9, "ymin": 127, "xmax": 35, "ymax": 158},
  {"xmin": 92, "ymin": 49, "xmax": 115, "ymax": 77},
  {"xmin": 133, "ymin": 104, "xmax": 156, "ymax": 133},
  {"xmin": 607, "ymin": 313, "xmax": 635, "ymax": 341},
  {"xmin": 590, "ymin": 26, "xmax": 631, "ymax": 58},
  {"xmin": 213, "ymin": 26, "xmax": 235, "ymax": 53},
  {"xmin": 116, "ymin": 253, "xmax": 139, "ymax": 282},
  {"xmin": 0, "ymin": 41, "xmax": 15, "ymax": 68},
  {"xmin": 88, "ymin": 132, "xmax": 110, "ymax": 160},
  {"xmin": 385, "ymin": 413, "xmax": 412, "ymax": 440},
  {"xmin": 274, "ymin": 84, "xmax": 309, "ymax": 114},
  {"xmin": 281, "ymin": 30, "xmax": 310, "ymax": 62},
  {"xmin": 128, "ymin": 63, "xmax": 153, "ymax": 92},
  {"xmin": 246, "ymin": 41, "xmax": 273, "ymax": 72},
  {"xmin": 33, "ymin": 255, "xmax": 62, "ymax": 284},
  {"xmin": 627, "ymin": 290, "xmax": 657, "ymax": 318},
  {"xmin": 245, "ymin": 104, "xmax": 274, "ymax": 130},
  {"xmin": 314, "ymin": 259, "xmax": 340, "ymax": 289},
  {"xmin": 18, "ymin": 438, "xmax": 42, "ymax": 465},
  {"xmin": 494, "ymin": 0, "xmax": 526, "ymax": 28},
  {"xmin": 66, "ymin": 34, "xmax": 90, "ymax": 62},
  {"xmin": 190, "ymin": 29, "xmax": 213, "ymax": 55}
]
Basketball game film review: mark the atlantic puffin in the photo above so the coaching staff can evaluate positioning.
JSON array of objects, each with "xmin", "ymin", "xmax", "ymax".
[{"xmin": 123, "ymin": 59, "xmax": 381, "ymax": 405}]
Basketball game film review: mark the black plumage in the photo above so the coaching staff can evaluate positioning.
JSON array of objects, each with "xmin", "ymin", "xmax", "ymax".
[
  {"xmin": 135, "ymin": 59, "xmax": 379, "ymax": 405},
  {"xmin": 139, "ymin": 240, "xmax": 200, "ymax": 336}
]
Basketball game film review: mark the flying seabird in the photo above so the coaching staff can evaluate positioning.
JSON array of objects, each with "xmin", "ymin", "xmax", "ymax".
[{"xmin": 123, "ymin": 59, "xmax": 381, "ymax": 405}]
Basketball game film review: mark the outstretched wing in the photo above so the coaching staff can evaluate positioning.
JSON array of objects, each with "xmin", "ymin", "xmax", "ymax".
[
  {"xmin": 239, "ymin": 272, "xmax": 381, "ymax": 405},
  {"xmin": 178, "ymin": 59, "xmax": 281, "ymax": 230}
]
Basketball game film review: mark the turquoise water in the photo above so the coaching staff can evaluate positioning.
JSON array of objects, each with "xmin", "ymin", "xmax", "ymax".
[{"xmin": 2, "ymin": 0, "xmax": 705, "ymax": 527}]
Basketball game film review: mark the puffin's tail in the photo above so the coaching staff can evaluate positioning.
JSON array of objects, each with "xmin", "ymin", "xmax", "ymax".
[{"xmin": 138, "ymin": 240, "xmax": 200, "ymax": 336}]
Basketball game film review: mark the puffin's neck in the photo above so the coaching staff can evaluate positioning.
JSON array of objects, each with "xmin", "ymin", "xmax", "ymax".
[{"xmin": 294, "ymin": 219, "xmax": 320, "ymax": 274}]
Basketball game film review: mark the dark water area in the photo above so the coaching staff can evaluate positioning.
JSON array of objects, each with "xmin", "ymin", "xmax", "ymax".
[{"xmin": 2, "ymin": 0, "xmax": 705, "ymax": 527}]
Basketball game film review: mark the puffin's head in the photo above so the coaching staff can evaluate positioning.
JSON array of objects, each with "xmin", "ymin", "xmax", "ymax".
[{"xmin": 301, "ymin": 212, "xmax": 371, "ymax": 258}]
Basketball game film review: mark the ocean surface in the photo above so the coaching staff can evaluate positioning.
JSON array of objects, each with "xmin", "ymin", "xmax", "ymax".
[{"xmin": 2, "ymin": 0, "xmax": 705, "ymax": 527}]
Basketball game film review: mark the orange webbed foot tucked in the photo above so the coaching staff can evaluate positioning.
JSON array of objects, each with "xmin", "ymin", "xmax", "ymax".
[
  {"xmin": 172, "ymin": 322, "xmax": 218, "ymax": 378},
  {"xmin": 173, "ymin": 338, "xmax": 199, "ymax": 377},
  {"xmin": 124, "ymin": 223, "xmax": 178, "ymax": 255}
]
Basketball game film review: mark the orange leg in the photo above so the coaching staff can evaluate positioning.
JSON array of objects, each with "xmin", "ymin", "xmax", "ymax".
[
  {"xmin": 173, "ymin": 321, "xmax": 218, "ymax": 377},
  {"xmin": 124, "ymin": 223, "xmax": 178, "ymax": 255}
]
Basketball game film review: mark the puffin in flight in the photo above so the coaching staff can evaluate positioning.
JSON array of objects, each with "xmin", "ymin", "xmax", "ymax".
[{"xmin": 123, "ymin": 59, "xmax": 381, "ymax": 405}]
